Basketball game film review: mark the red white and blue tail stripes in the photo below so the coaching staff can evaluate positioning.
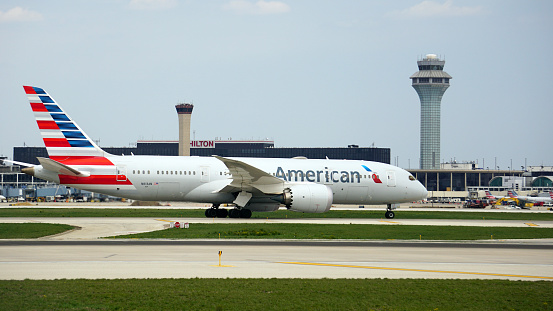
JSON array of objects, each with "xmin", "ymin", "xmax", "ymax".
[
  {"xmin": 23, "ymin": 86, "xmax": 135, "ymax": 191},
  {"xmin": 24, "ymin": 86, "xmax": 108, "ymax": 160}
]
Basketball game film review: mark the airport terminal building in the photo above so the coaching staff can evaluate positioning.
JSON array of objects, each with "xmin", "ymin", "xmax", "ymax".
[{"xmin": 12, "ymin": 140, "xmax": 390, "ymax": 165}]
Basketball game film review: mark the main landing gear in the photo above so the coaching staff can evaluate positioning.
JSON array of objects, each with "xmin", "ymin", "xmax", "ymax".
[
  {"xmin": 205, "ymin": 204, "xmax": 252, "ymax": 219},
  {"xmin": 385, "ymin": 204, "xmax": 395, "ymax": 219}
]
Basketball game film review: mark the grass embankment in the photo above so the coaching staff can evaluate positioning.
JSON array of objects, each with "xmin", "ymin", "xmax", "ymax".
[
  {"xmin": 113, "ymin": 223, "xmax": 553, "ymax": 240},
  {"xmin": 1, "ymin": 208, "xmax": 553, "ymax": 220},
  {"xmin": 0, "ymin": 223, "xmax": 75, "ymax": 239},
  {"xmin": 0, "ymin": 279, "xmax": 551, "ymax": 310},
  {"xmin": 2, "ymin": 222, "xmax": 552, "ymax": 240}
]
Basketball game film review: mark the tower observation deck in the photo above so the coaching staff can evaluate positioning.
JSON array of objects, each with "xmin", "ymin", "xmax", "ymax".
[{"xmin": 410, "ymin": 54, "xmax": 452, "ymax": 169}]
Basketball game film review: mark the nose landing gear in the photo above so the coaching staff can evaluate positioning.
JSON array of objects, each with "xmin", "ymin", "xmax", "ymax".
[{"xmin": 385, "ymin": 203, "xmax": 396, "ymax": 219}]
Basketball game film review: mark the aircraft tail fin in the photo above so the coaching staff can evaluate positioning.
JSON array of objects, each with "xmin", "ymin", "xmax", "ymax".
[
  {"xmin": 23, "ymin": 86, "xmax": 111, "ymax": 161},
  {"xmin": 484, "ymin": 190, "xmax": 495, "ymax": 199},
  {"xmin": 508, "ymin": 190, "xmax": 518, "ymax": 198}
]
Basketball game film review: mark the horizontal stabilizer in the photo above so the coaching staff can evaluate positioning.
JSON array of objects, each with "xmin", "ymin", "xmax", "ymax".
[
  {"xmin": 37, "ymin": 157, "xmax": 90, "ymax": 177},
  {"xmin": 1, "ymin": 159, "xmax": 36, "ymax": 167}
]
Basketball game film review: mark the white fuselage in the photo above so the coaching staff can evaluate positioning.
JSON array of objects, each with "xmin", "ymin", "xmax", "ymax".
[{"xmin": 32, "ymin": 155, "xmax": 427, "ymax": 209}]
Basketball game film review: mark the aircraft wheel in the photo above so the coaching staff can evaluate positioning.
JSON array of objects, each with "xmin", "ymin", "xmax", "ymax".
[
  {"xmin": 239, "ymin": 209, "xmax": 252, "ymax": 218},
  {"xmin": 385, "ymin": 211, "xmax": 395, "ymax": 219},
  {"xmin": 216, "ymin": 209, "xmax": 228, "ymax": 218},
  {"xmin": 229, "ymin": 209, "xmax": 241, "ymax": 218},
  {"xmin": 206, "ymin": 209, "xmax": 217, "ymax": 218}
]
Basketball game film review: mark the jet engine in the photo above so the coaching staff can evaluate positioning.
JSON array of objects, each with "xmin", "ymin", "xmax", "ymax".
[{"xmin": 272, "ymin": 183, "xmax": 333, "ymax": 213}]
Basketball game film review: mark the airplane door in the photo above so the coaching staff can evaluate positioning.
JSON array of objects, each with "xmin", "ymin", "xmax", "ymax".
[
  {"xmin": 116, "ymin": 166, "xmax": 127, "ymax": 182},
  {"xmin": 386, "ymin": 171, "xmax": 396, "ymax": 187},
  {"xmin": 201, "ymin": 166, "xmax": 210, "ymax": 183}
]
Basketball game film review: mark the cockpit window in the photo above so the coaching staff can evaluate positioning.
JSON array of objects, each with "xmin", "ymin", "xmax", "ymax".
[{"xmin": 409, "ymin": 175, "xmax": 416, "ymax": 181}]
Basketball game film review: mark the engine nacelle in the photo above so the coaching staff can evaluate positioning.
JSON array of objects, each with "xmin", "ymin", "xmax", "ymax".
[{"xmin": 274, "ymin": 183, "xmax": 333, "ymax": 213}]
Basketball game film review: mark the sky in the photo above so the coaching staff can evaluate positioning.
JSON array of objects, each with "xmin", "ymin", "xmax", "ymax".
[{"xmin": 1, "ymin": 0, "xmax": 552, "ymax": 170}]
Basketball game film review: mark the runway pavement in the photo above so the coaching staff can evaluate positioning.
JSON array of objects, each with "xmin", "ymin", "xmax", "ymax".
[
  {"xmin": 1, "ymin": 216, "xmax": 552, "ymax": 280},
  {"xmin": 1, "ymin": 240, "xmax": 552, "ymax": 280}
]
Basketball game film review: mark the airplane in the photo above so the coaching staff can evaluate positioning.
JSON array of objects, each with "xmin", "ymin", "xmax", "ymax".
[
  {"xmin": 13, "ymin": 85, "xmax": 427, "ymax": 219},
  {"xmin": 484, "ymin": 190, "xmax": 503, "ymax": 200},
  {"xmin": 508, "ymin": 190, "xmax": 553, "ymax": 204},
  {"xmin": 0, "ymin": 195, "xmax": 5, "ymax": 202}
]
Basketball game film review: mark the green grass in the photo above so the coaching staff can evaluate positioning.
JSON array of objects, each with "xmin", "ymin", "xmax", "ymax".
[
  {"xmin": 1, "ymin": 208, "xmax": 553, "ymax": 220},
  {"xmin": 0, "ymin": 223, "xmax": 75, "ymax": 239},
  {"xmin": 0, "ymin": 279, "xmax": 551, "ymax": 310},
  {"xmin": 112, "ymin": 223, "xmax": 553, "ymax": 240},
  {"xmin": 2, "ymin": 222, "xmax": 551, "ymax": 241}
]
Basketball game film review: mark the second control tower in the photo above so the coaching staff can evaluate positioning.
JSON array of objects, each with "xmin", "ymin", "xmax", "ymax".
[
  {"xmin": 175, "ymin": 103, "xmax": 194, "ymax": 156},
  {"xmin": 410, "ymin": 54, "xmax": 452, "ymax": 169}
]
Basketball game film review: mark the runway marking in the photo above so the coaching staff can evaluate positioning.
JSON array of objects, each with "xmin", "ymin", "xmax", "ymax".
[
  {"xmin": 379, "ymin": 221, "xmax": 400, "ymax": 224},
  {"xmin": 278, "ymin": 262, "xmax": 553, "ymax": 280},
  {"xmin": 210, "ymin": 265, "xmax": 235, "ymax": 268},
  {"xmin": 155, "ymin": 219, "xmax": 172, "ymax": 222},
  {"xmin": 525, "ymin": 223, "xmax": 539, "ymax": 227}
]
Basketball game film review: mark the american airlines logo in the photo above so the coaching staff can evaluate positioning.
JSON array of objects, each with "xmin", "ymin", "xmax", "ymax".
[
  {"xmin": 190, "ymin": 140, "xmax": 214, "ymax": 148},
  {"xmin": 275, "ymin": 165, "xmax": 383, "ymax": 184}
]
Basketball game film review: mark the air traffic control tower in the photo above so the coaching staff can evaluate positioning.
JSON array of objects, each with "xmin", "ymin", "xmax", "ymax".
[
  {"xmin": 175, "ymin": 103, "xmax": 194, "ymax": 156},
  {"xmin": 410, "ymin": 54, "xmax": 452, "ymax": 169}
]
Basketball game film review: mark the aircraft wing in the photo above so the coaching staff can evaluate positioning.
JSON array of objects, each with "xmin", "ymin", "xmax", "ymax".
[{"xmin": 213, "ymin": 156, "xmax": 284, "ymax": 194}]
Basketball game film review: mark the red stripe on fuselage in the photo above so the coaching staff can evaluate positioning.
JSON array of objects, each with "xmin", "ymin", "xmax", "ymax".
[
  {"xmin": 44, "ymin": 138, "xmax": 71, "ymax": 147},
  {"xmin": 50, "ymin": 156, "xmax": 114, "ymax": 166},
  {"xmin": 37, "ymin": 121, "xmax": 59, "ymax": 130},
  {"xmin": 23, "ymin": 86, "xmax": 36, "ymax": 94},
  {"xmin": 59, "ymin": 175, "xmax": 132, "ymax": 185},
  {"xmin": 31, "ymin": 102, "xmax": 48, "ymax": 112}
]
